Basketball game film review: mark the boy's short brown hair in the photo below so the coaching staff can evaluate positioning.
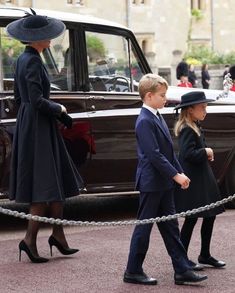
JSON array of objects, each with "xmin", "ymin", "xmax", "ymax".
[{"xmin": 138, "ymin": 73, "xmax": 168, "ymax": 100}]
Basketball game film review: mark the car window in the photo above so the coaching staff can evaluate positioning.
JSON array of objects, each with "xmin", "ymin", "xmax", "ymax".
[
  {"xmin": 85, "ymin": 31, "xmax": 143, "ymax": 92},
  {"xmin": 0, "ymin": 28, "xmax": 72, "ymax": 92},
  {"xmin": 0, "ymin": 27, "xmax": 24, "ymax": 91},
  {"xmin": 41, "ymin": 29, "xmax": 73, "ymax": 91}
]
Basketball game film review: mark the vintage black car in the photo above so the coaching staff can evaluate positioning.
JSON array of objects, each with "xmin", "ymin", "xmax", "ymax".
[{"xmin": 0, "ymin": 8, "xmax": 235, "ymax": 204}]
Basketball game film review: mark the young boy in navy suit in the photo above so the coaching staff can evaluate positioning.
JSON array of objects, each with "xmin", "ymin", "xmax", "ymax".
[{"xmin": 123, "ymin": 74, "xmax": 207, "ymax": 285}]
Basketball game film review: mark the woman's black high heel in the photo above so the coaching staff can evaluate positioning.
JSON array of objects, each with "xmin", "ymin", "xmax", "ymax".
[
  {"xmin": 48, "ymin": 235, "xmax": 79, "ymax": 256},
  {"xmin": 19, "ymin": 240, "xmax": 49, "ymax": 263}
]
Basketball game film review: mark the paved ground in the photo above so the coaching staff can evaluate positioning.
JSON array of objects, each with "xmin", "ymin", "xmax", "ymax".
[{"xmin": 0, "ymin": 204, "xmax": 234, "ymax": 293}]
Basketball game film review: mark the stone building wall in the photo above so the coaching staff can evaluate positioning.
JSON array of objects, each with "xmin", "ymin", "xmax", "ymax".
[
  {"xmin": 1, "ymin": 0, "xmax": 235, "ymax": 71},
  {"xmin": 0, "ymin": 0, "xmax": 191, "ymax": 69}
]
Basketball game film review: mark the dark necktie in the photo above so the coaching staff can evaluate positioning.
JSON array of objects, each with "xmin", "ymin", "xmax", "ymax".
[
  {"xmin": 156, "ymin": 111, "xmax": 161, "ymax": 121},
  {"xmin": 157, "ymin": 111, "xmax": 168, "ymax": 132}
]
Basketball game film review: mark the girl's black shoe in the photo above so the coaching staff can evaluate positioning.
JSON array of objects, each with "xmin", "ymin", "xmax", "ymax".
[
  {"xmin": 48, "ymin": 235, "xmax": 79, "ymax": 256},
  {"xmin": 19, "ymin": 240, "xmax": 49, "ymax": 263},
  {"xmin": 198, "ymin": 255, "xmax": 226, "ymax": 268}
]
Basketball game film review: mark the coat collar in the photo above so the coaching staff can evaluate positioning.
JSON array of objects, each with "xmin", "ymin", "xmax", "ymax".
[
  {"xmin": 142, "ymin": 103, "xmax": 158, "ymax": 116},
  {"xmin": 141, "ymin": 106, "xmax": 157, "ymax": 119},
  {"xmin": 24, "ymin": 46, "xmax": 40, "ymax": 56}
]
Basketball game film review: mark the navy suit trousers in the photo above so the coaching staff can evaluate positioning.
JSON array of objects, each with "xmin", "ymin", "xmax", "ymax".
[{"xmin": 126, "ymin": 189, "xmax": 191, "ymax": 274}]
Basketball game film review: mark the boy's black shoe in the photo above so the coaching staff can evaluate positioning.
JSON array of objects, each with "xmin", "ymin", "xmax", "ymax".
[
  {"xmin": 174, "ymin": 270, "xmax": 207, "ymax": 285},
  {"xmin": 189, "ymin": 259, "xmax": 204, "ymax": 271},
  {"xmin": 123, "ymin": 271, "xmax": 157, "ymax": 285}
]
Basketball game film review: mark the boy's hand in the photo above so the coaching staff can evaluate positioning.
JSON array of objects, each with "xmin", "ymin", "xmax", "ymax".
[
  {"xmin": 205, "ymin": 147, "xmax": 214, "ymax": 161},
  {"xmin": 173, "ymin": 173, "xmax": 190, "ymax": 189}
]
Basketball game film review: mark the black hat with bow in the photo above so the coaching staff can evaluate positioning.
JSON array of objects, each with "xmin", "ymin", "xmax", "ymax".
[
  {"xmin": 174, "ymin": 91, "xmax": 215, "ymax": 110},
  {"xmin": 6, "ymin": 9, "xmax": 65, "ymax": 43}
]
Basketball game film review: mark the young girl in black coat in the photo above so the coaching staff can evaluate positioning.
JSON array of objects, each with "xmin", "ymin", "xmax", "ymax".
[{"xmin": 174, "ymin": 91, "xmax": 225, "ymax": 269}]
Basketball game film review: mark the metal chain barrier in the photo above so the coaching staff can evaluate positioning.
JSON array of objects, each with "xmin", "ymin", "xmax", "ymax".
[{"xmin": 0, "ymin": 194, "xmax": 234, "ymax": 227}]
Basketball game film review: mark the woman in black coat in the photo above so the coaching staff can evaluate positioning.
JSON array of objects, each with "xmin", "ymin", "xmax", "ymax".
[
  {"xmin": 188, "ymin": 64, "xmax": 198, "ymax": 88},
  {"xmin": 6, "ymin": 13, "xmax": 83, "ymax": 263},
  {"xmin": 201, "ymin": 64, "xmax": 210, "ymax": 89},
  {"xmin": 174, "ymin": 91, "xmax": 225, "ymax": 269}
]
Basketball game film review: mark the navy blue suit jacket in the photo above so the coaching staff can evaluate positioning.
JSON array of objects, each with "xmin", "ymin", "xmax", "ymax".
[{"xmin": 135, "ymin": 107, "xmax": 183, "ymax": 192}]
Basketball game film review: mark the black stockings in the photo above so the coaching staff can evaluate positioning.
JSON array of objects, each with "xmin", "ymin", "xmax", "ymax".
[
  {"xmin": 180, "ymin": 216, "xmax": 216, "ymax": 258},
  {"xmin": 50, "ymin": 202, "xmax": 68, "ymax": 248},
  {"xmin": 24, "ymin": 201, "xmax": 68, "ymax": 255},
  {"xmin": 24, "ymin": 203, "xmax": 47, "ymax": 256}
]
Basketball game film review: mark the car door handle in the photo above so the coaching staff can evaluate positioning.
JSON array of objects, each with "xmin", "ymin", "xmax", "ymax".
[
  {"xmin": 0, "ymin": 95, "xmax": 14, "ymax": 100},
  {"xmin": 88, "ymin": 95, "xmax": 105, "ymax": 100}
]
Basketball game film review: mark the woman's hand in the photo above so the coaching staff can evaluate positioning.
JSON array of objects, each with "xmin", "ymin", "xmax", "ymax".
[{"xmin": 60, "ymin": 104, "xmax": 67, "ymax": 113}]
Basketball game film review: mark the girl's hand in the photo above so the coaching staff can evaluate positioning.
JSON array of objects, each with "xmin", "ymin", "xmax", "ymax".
[{"xmin": 205, "ymin": 147, "xmax": 214, "ymax": 161}]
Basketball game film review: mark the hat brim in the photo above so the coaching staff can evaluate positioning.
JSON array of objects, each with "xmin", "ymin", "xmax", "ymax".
[
  {"xmin": 6, "ymin": 17, "xmax": 65, "ymax": 42},
  {"xmin": 174, "ymin": 98, "xmax": 215, "ymax": 110}
]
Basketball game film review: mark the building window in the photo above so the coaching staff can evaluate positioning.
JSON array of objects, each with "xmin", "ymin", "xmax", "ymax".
[
  {"xmin": 75, "ymin": 0, "xmax": 84, "ymax": 4},
  {"xmin": 67, "ymin": 0, "xmax": 84, "ymax": 5},
  {"xmin": 142, "ymin": 40, "xmax": 147, "ymax": 54},
  {"xmin": 3, "ymin": 0, "xmax": 16, "ymax": 4},
  {"xmin": 198, "ymin": 0, "xmax": 203, "ymax": 10},
  {"xmin": 132, "ymin": 0, "xmax": 147, "ymax": 5},
  {"xmin": 136, "ymin": 35, "xmax": 154, "ymax": 55},
  {"xmin": 191, "ymin": 0, "xmax": 205, "ymax": 10}
]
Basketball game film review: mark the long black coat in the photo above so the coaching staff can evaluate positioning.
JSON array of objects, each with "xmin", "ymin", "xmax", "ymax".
[
  {"xmin": 9, "ymin": 46, "xmax": 83, "ymax": 203},
  {"xmin": 201, "ymin": 70, "xmax": 210, "ymax": 89},
  {"xmin": 174, "ymin": 125, "xmax": 224, "ymax": 217}
]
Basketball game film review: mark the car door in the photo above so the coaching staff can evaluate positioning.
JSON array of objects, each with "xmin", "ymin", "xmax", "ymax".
[{"xmin": 77, "ymin": 28, "xmax": 150, "ymax": 193}]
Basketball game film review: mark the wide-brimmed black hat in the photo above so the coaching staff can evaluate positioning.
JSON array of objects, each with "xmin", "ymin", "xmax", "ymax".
[
  {"xmin": 6, "ymin": 13, "xmax": 65, "ymax": 43},
  {"xmin": 229, "ymin": 65, "xmax": 235, "ymax": 80},
  {"xmin": 174, "ymin": 91, "xmax": 215, "ymax": 110}
]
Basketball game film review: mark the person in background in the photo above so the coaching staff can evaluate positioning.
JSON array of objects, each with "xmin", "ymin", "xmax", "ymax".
[
  {"xmin": 188, "ymin": 64, "xmax": 198, "ymax": 88},
  {"xmin": 228, "ymin": 65, "xmax": 235, "ymax": 92},
  {"xmin": 176, "ymin": 60, "xmax": 192, "ymax": 88},
  {"xmin": 176, "ymin": 60, "xmax": 188, "ymax": 80},
  {"xmin": 3, "ymin": 47, "xmax": 16, "ymax": 78},
  {"xmin": 123, "ymin": 74, "xmax": 207, "ymax": 286},
  {"xmin": 201, "ymin": 64, "xmax": 210, "ymax": 89},
  {"xmin": 223, "ymin": 64, "xmax": 230, "ymax": 79},
  {"xmin": 7, "ymin": 12, "xmax": 84, "ymax": 263},
  {"xmin": 174, "ymin": 91, "xmax": 226, "ymax": 269}
]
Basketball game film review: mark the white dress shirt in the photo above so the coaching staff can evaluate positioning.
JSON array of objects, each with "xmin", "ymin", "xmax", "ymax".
[{"xmin": 142, "ymin": 103, "xmax": 159, "ymax": 118}]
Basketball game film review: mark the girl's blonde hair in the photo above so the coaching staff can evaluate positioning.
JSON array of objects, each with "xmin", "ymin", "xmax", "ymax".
[
  {"xmin": 138, "ymin": 73, "xmax": 168, "ymax": 100},
  {"xmin": 174, "ymin": 107, "xmax": 200, "ymax": 137}
]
